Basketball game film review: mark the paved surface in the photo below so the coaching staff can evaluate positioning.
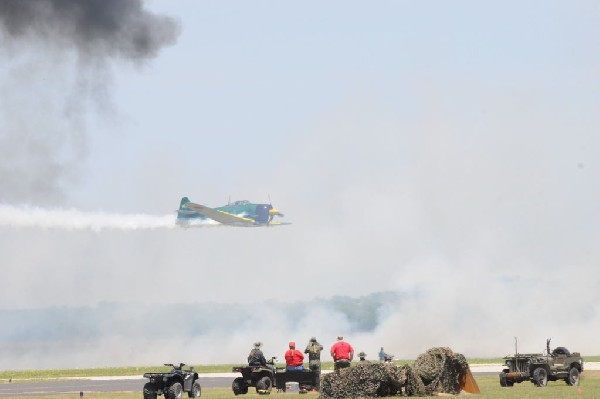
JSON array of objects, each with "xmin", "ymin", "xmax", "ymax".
[
  {"xmin": 1, "ymin": 363, "xmax": 598, "ymax": 397},
  {"xmin": 0, "ymin": 378, "xmax": 145, "ymax": 397},
  {"xmin": 0, "ymin": 376, "xmax": 229, "ymax": 397}
]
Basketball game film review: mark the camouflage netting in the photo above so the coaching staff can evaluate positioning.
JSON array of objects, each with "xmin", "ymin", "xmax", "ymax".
[
  {"xmin": 413, "ymin": 347, "xmax": 469, "ymax": 396},
  {"xmin": 319, "ymin": 363, "xmax": 425, "ymax": 398},
  {"xmin": 319, "ymin": 347, "xmax": 469, "ymax": 398}
]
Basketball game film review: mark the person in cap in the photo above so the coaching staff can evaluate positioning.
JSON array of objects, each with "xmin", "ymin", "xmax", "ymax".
[
  {"xmin": 358, "ymin": 351, "xmax": 370, "ymax": 364},
  {"xmin": 248, "ymin": 342, "xmax": 267, "ymax": 366},
  {"xmin": 304, "ymin": 337, "xmax": 324, "ymax": 389},
  {"xmin": 284, "ymin": 341, "xmax": 305, "ymax": 371},
  {"xmin": 330, "ymin": 335, "xmax": 354, "ymax": 370}
]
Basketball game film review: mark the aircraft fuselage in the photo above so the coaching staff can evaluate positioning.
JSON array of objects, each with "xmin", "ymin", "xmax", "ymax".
[{"xmin": 176, "ymin": 198, "xmax": 276, "ymax": 226}]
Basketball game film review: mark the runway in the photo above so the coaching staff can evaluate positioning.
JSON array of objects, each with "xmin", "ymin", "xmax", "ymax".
[{"xmin": 0, "ymin": 375, "xmax": 231, "ymax": 397}]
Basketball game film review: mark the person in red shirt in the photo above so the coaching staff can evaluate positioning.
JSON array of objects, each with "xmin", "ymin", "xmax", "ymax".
[
  {"xmin": 330, "ymin": 336, "xmax": 354, "ymax": 370},
  {"xmin": 285, "ymin": 341, "xmax": 305, "ymax": 371}
]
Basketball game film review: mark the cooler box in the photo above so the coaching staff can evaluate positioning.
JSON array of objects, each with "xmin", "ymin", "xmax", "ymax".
[{"xmin": 285, "ymin": 382, "xmax": 299, "ymax": 393}]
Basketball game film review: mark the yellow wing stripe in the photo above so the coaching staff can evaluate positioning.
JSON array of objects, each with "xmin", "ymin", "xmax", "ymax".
[{"xmin": 184, "ymin": 202, "xmax": 257, "ymax": 225}]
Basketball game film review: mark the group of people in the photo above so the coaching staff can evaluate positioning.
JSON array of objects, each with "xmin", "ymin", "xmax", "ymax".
[
  {"xmin": 247, "ymin": 336, "xmax": 379, "ymax": 372},
  {"xmin": 247, "ymin": 336, "xmax": 391, "ymax": 391}
]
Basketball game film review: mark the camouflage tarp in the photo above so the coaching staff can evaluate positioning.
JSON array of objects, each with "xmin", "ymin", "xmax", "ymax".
[
  {"xmin": 319, "ymin": 362, "xmax": 425, "ymax": 398},
  {"xmin": 319, "ymin": 347, "xmax": 470, "ymax": 398},
  {"xmin": 413, "ymin": 347, "xmax": 469, "ymax": 395},
  {"xmin": 402, "ymin": 364, "xmax": 427, "ymax": 397}
]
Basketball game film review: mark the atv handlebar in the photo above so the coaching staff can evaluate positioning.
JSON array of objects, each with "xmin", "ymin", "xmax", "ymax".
[{"xmin": 164, "ymin": 363, "xmax": 186, "ymax": 370}]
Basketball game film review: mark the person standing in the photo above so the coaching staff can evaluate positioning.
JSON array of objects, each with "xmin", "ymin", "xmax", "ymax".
[
  {"xmin": 248, "ymin": 342, "xmax": 267, "ymax": 366},
  {"xmin": 285, "ymin": 341, "xmax": 305, "ymax": 371},
  {"xmin": 379, "ymin": 347, "xmax": 386, "ymax": 362},
  {"xmin": 330, "ymin": 336, "xmax": 354, "ymax": 370},
  {"xmin": 304, "ymin": 337, "xmax": 324, "ymax": 372},
  {"xmin": 304, "ymin": 337, "xmax": 324, "ymax": 389}
]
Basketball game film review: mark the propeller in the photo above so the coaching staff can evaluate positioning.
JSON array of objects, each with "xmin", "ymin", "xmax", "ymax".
[{"xmin": 267, "ymin": 195, "xmax": 284, "ymax": 225}]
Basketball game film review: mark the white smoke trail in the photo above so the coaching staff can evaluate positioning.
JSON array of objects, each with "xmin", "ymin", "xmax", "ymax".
[{"xmin": 0, "ymin": 204, "xmax": 219, "ymax": 231}]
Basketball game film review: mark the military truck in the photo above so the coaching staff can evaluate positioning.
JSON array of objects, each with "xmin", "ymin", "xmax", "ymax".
[
  {"xmin": 143, "ymin": 363, "xmax": 201, "ymax": 399},
  {"xmin": 499, "ymin": 339, "xmax": 583, "ymax": 387},
  {"xmin": 232, "ymin": 357, "xmax": 318, "ymax": 395}
]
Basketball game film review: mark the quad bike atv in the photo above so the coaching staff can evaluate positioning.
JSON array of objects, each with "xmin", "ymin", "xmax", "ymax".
[
  {"xmin": 231, "ymin": 358, "xmax": 276, "ymax": 395},
  {"xmin": 143, "ymin": 363, "xmax": 201, "ymax": 399},
  {"xmin": 231, "ymin": 357, "xmax": 318, "ymax": 395},
  {"xmin": 499, "ymin": 339, "xmax": 584, "ymax": 388}
]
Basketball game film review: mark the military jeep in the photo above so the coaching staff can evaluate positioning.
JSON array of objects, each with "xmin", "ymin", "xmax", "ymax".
[
  {"xmin": 499, "ymin": 339, "xmax": 584, "ymax": 387},
  {"xmin": 143, "ymin": 363, "xmax": 201, "ymax": 399}
]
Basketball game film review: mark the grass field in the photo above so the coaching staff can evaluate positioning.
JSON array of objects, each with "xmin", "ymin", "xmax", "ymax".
[{"xmin": 0, "ymin": 371, "xmax": 598, "ymax": 399}]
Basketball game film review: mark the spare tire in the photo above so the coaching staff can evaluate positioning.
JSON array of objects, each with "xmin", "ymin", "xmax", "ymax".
[{"xmin": 552, "ymin": 347, "xmax": 570, "ymax": 356}]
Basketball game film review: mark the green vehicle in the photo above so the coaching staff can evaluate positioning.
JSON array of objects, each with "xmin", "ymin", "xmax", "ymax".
[{"xmin": 499, "ymin": 339, "xmax": 583, "ymax": 387}]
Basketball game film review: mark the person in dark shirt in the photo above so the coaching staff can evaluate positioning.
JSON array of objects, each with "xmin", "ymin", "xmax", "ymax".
[
  {"xmin": 248, "ymin": 342, "xmax": 266, "ymax": 366},
  {"xmin": 358, "ymin": 351, "xmax": 370, "ymax": 364},
  {"xmin": 304, "ymin": 337, "xmax": 324, "ymax": 390}
]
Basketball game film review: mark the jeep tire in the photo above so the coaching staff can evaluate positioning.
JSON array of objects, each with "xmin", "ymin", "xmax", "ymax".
[
  {"xmin": 566, "ymin": 367, "xmax": 580, "ymax": 386},
  {"xmin": 499, "ymin": 373, "xmax": 512, "ymax": 387},
  {"xmin": 167, "ymin": 382, "xmax": 183, "ymax": 399},
  {"xmin": 533, "ymin": 367, "xmax": 548, "ymax": 387},
  {"xmin": 143, "ymin": 382, "xmax": 158, "ymax": 399}
]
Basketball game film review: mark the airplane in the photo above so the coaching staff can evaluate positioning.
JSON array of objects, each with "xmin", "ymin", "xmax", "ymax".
[{"xmin": 176, "ymin": 197, "xmax": 289, "ymax": 227}]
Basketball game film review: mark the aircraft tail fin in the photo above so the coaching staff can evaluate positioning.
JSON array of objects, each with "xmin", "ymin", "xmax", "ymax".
[{"xmin": 179, "ymin": 197, "xmax": 191, "ymax": 209}]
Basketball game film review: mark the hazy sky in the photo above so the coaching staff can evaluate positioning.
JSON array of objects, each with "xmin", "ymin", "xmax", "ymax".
[{"xmin": 0, "ymin": 0, "xmax": 599, "ymax": 366}]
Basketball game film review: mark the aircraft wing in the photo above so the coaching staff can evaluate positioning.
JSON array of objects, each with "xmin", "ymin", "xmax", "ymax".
[{"xmin": 184, "ymin": 202, "xmax": 257, "ymax": 226}]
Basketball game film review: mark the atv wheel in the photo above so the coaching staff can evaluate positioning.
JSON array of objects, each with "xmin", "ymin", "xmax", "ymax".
[
  {"xmin": 533, "ymin": 367, "xmax": 548, "ymax": 387},
  {"xmin": 232, "ymin": 377, "xmax": 248, "ymax": 395},
  {"xmin": 188, "ymin": 381, "xmax": 202, "ymax": 398},
  {"xmin": 499, "ymin": 373, "xmax": 508, "ymax": 387},
  {"xmin": 566, "ymin": 367, "xmax": 580, "ymax": 386},
  {"xmin": 256, "ymin": 376, "xmax": 272, "ymax": 395},
  {"xmin": 167, "ymin": 382, "xmax": 183, "ymax": 399},
  {"xmin": 143, "ymin": 382, "xmax": 158, "ymax": 399}
]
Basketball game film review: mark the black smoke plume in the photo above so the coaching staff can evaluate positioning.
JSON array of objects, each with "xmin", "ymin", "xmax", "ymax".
[
  {"xmin": 0, "ymin": 0, "xmax": 179, "ymax": 60},
  {"xmin": 0, "ymin": 0, "xmax": 180, "ymax": 204}
]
